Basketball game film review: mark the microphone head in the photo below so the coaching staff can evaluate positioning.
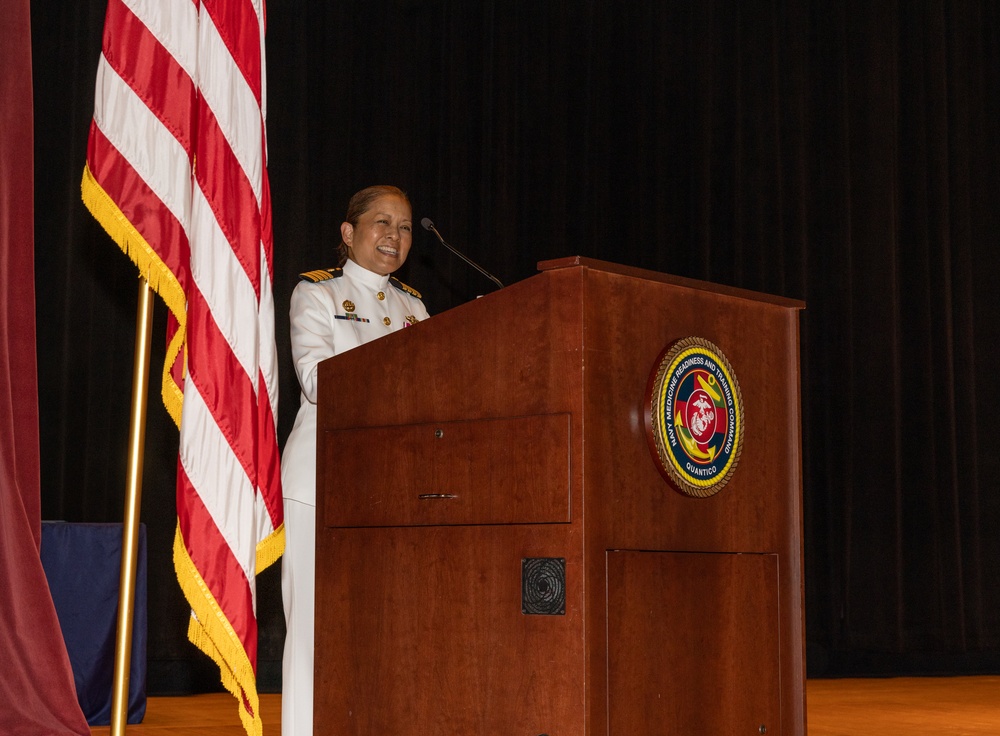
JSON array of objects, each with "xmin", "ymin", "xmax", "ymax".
[{"xmin": 420, "ymin": 217, "xmax": 434, "ymax": 231}]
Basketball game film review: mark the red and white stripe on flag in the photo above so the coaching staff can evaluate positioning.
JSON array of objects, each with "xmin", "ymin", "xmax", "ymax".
[{"xmin": 81, "ymin": 0, "xmax": 284, "ymax": 733}]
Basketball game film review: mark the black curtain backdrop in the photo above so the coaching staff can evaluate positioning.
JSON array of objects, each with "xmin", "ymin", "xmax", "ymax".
[{"xmin": 30, "ymin": 0, "xmax": 1000, "ymax": 692}]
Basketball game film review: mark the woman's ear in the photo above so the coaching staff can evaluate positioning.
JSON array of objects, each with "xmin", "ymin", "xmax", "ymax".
[{"xmin": 340, "ymin": 221, "xmax": 353, "ymax": 248}]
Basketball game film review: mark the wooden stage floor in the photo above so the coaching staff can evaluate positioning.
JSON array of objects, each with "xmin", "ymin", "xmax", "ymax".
[{"xmin": 89, "ymin": 676, "xmax": 1000, "ymax": 735}]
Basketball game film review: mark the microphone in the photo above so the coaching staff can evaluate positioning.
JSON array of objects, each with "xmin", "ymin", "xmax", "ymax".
[{"xmin": 421, "ymin": 218, "xmax": 504, "ymax": 290}]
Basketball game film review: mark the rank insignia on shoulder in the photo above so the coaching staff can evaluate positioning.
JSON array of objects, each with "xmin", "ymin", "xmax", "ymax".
[
  {"xmin": 390, "ymin": 277, "xmax": 422, "ymax": 299},
  {"xmin": 299, "ymin": 268, "xmax": 343, "ymax": 283}
]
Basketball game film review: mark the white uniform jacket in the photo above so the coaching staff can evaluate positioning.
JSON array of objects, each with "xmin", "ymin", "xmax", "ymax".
[{"xmin": 280, "ymin": 257, "xmax": 429, "ymax": 506}]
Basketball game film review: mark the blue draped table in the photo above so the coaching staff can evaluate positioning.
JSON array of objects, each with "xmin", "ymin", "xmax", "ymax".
[{"xmin": 40, "ymin": 521, "xmax": 147, "ymax": 726}]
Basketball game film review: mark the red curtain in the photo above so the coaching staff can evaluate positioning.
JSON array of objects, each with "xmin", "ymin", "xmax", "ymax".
[{"xmin": 0, "ymin": 1, "xmax": 89, "ymax": 733}]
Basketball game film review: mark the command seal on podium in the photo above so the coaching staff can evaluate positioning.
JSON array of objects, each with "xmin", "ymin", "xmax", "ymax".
[{"xmin": 645, "ymin": 337, "xmax": 745, "ymax": 498}]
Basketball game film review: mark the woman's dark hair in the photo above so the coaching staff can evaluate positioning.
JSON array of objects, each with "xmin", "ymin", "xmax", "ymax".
[{"xmin": 337, "ymin": 185, "xmax": 411, "ymax": 266}]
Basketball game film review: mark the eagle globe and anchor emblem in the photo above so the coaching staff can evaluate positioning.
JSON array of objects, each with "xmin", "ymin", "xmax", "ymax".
[{"xmin": 645, "ymin": 337, "xmax": 745, "ymax": 497}]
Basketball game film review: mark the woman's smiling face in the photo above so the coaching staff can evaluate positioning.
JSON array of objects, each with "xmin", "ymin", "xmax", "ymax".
[{"xmin": 341, "ymin": 194, "xmax": 413, "ymax": 275}]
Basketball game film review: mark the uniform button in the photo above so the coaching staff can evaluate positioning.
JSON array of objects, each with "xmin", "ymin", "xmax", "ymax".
[
  {"xmin": 377, "ymin": 291, "xmax": 386, "ymax": 301},
  {"xmin": 383, "ymin": 317, "xmax": 392, "ymax": 326}
]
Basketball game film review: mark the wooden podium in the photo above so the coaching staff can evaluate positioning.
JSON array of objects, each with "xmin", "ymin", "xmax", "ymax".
[{"xmin": 315, "ymin": 257, "xmax": 805, "ymax": 735}]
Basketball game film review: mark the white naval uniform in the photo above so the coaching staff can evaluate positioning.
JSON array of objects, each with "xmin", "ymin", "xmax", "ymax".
[{"xmin": 280, "ymin": 258, "xmax": 428, "ymax": 736}]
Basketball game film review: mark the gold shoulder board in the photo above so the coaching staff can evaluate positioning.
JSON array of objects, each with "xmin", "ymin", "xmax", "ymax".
[
  {"xmin": 299, "ymin": 268, "xmax": 342, "ymax": 283},
  {"xmin": 390, "ymin": 277, "xmax": 422, "ymax": 299}
]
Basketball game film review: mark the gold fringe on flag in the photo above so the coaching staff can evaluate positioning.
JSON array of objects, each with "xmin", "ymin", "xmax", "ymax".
[
  {"xmin": 174, "ymin": 525, "xmax": 263, "ymax": 736},
  {"xmin": 256, "ymin": 523, "xmax": 285, "ymax": 574},
  {"xmin": 81, "ymin": 163, "xmax": 185, "ymax": 426}
]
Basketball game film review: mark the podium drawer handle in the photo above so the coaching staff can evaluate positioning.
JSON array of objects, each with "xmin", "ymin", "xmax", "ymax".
[{"xmin": 418, "ymin": 493, "xmax": 457, "ymax": 500}]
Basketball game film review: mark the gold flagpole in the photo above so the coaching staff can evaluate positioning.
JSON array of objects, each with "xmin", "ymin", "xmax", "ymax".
[{"xmin": 111, "ymin": 277, "xmax": 154, "ymax": 735}]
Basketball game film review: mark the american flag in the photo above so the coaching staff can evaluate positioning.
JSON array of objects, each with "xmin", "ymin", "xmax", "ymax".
[{"xmin": 81, "ymin": 1, "xmax": 283, "ymax": 733}]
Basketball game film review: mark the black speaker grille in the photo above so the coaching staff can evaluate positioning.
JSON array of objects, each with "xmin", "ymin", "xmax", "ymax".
[{"xmin": 521, "ymin": 557, "xmax": 566, "ymax": 615}]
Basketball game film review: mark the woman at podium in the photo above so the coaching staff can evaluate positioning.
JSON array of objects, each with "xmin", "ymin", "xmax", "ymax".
[{"xmin": 279, "ymin": 185, "xmax": 429, "ymax": 736}]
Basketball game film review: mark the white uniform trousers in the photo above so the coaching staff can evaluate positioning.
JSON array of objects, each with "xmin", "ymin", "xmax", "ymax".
[{"xmin": 281, "ymin": 497, "xmax": 315, "ymax": 736}]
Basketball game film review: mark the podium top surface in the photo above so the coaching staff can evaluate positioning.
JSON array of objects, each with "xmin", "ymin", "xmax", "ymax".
[{"xmin": 537, "ymin": 256, "xmax": 805, "ymax": 310}]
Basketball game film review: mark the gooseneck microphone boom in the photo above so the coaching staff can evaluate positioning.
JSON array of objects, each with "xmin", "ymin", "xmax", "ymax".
[{"xmin": 421, "ymin": 218, "xmax": 504, "ymax": 290}]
